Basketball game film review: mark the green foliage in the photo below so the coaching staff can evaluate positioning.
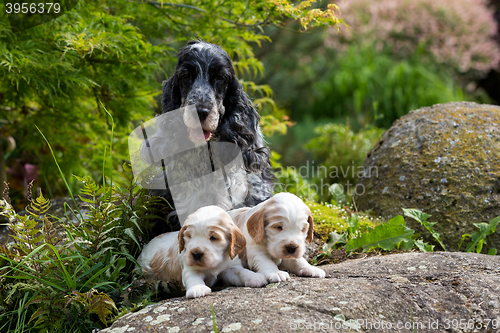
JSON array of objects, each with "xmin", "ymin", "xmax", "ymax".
[
  {"xmin": 458, "ymin": 216, "xmax": 500, "ymax": 254},
  {"xmin": 210, "ymin": 303, "xmax": 218, "ymax": 333},
  {"xmin": 304, "ymin": 199, "xmax": 380, "ymax": 241},
  {"xmin": 66, "ymin": 290, "xmax": 119, "ymax": 325},
  {"xmin": 414, "ymin": 239, "xmax": 435, "ymax": 253},
  {"xmin": 0, "ymin": 0, "xmax": 344, "ymax": 202},
  {"xmin": 258, "ymin": 26, "xmax": 486, "ymax": 131},
  {"xmin": 345, "ymin": 215, "xmax": 414, "ymax": 253},
  {"xmin": 311, "ymin": 211, "xmax": 417, "ymax": 263},
  {"xmin": 310, "ymin": 230, "xmax": 347, "ymax": 265},
  {"xmin": 1, "ymin": 0, "xmax": 169, "ymax": 199},
  {"xmin": 310, "ymin": 45, "xmax": 477, "ymax": 128},
  {"xmin": 271, "ymin": 151, "xmax": 317, "ymax": 201},
  {"xmin": 304, "ymin": 122, "xmax": 384, "ymax": 201},
  {"xmin": 403, "ymin": 208, "xmax": 499, "ymax": 254},
  {"xmin": 403, "ymin": 208, "xmax": 447, "ymax": 251},
  {"xmin": 0, "ymin": 163, "xmax": 162, "ymax": 331},
  {"xmin": 311, "ymin": 207, "xmax": 449, "ymax": 260}
]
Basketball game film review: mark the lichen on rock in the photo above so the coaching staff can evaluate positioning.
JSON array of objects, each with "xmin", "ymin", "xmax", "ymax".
[{"xmin": 355, "ymin": 101, "xmax": 500, "ymax": 251}]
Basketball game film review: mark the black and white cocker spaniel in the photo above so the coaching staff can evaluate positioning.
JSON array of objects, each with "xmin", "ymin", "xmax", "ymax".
[{"xmin": 145, "ymin": 40, "xmax": 273, "ymax": 231}]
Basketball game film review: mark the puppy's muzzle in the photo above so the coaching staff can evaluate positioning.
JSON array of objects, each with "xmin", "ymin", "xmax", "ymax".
[
  {"xmin": 285, "ymin": 245, "xmax": 298, "ymax": 254},
  {"xmin": 191, "ymin": 250, "xmax": 204, "ymax": 261}
]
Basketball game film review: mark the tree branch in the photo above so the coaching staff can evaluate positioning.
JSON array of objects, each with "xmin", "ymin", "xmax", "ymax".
[{"xmin": 126, "ymin": 0, "xmax": 272, "ymax": 28}]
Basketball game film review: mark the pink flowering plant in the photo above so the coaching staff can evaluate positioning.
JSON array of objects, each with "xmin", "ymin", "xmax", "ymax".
[{"xmin": 328, "ymin": 0, "xmax": 500, "ymax": 77}]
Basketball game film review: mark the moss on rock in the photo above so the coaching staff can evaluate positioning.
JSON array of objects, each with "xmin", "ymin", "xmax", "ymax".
[
  {"xmin": 303, "ymin": 199, "xmax": 381, "ymax": 241},
  {"xmin": 355, "ymin": 102, "xmax": 500, "ymax": 251}
]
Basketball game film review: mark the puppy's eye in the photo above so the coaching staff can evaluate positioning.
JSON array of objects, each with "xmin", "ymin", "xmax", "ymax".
[
  {"xmin": 275, "ymin": 225, "xmax": 283, "ymax": 231},
  {"xmin": 210, "ymin": 236, "xmax": 219, "ymax": 241}
]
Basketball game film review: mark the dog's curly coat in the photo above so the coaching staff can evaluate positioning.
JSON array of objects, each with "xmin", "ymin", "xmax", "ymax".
[{"xmin": 148, "ymin": 40, "xmax": 273, "ymax": 230}]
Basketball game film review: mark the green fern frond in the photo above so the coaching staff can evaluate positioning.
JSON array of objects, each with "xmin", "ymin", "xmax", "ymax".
[
  {"xmin": 26, "ymin": 191, "xmax": 51, "ymax": 218},
  {"xmin": 89, "ymin": 291, "xmax": 118, "ymax": 324}
]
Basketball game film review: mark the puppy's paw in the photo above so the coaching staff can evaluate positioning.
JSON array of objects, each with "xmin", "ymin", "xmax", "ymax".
[
  {"xmin": 265, "ymin": 270, "xmax": 290, "ymax": 283},
  {"xmin": 186, "ymin": 284, "xmax": 212, "ymax": 299},
  {"xmin": 244, "ymin": 272, "xmax": 268, "ymax": 288},
  {"xmin": 298, "ymin": 265, "xmax": 326, "ymax": 278}
]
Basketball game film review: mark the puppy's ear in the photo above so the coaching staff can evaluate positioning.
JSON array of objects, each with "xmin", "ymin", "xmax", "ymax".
[
  {"xmin": 306, "ymin": 214, "xmax": 314, "ymax": 243},
  {"xmin": 228, "ymin": 226, "xmax": 246, "ymax": 260},
  {"xmin": 162, "ymin": 76, "xmax": 182, "ymax": 113},
  {"xmin": 178, "ymin": 225, "xmax": 187, "ymax": 253},
  {"xmin": 247, "ymin": 208, "xmax": 266, "ymax": 244}
]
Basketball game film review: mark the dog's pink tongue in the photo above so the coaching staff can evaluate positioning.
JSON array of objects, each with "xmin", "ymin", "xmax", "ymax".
[
  {"xmin": 190, "ymin": 128, "xmax": 211, "ymax": 141},
  {"xmin": 203, "ymin": 130, "xmax": 211, "ymax": 140}
]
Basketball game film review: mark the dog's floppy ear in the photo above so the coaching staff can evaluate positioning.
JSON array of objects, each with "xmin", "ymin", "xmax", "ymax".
[
  {"xmin": 228, "ymin": 226, "xmax": 246, "ymax": 259},
  {"xmin": 162, "ymin": 76, "xmax": 182, "ymax": 113},
  {"xmin": 218, "ymin": 62, "xmax": 271, "ymax": 175},
  {"xmin": 247, "ymin": 206, "xmax": 267, "ymax": 244},
  {"xmin": 178, "ymin": 225, "xmax": 187, "ymax": 253},
  {"xmin": 306, "ymin": 213, "xmax": 314, "ymax": 244}
]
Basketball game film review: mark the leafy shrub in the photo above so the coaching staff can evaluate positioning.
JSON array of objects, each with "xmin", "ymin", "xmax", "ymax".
[
  {"xmin": 328, "ymin": 0, "xmax": 500, "ymax": 77},
  {"xmin": 403, "ymin": 208, "xmax": 447, "ymax": 251},
  {"xmin": 304, "ymin": 122, "xmax": 384, "ymax": 202},
  {"xmin": 344, "ymin": 215, "xmax": 414, "ymax": 253},
  {"xmin": 271, "ymin": 151, "xmax": 318, "ymax": 201},
  {"xmin": 1, "ymin": 0, "xmax": 343, "ymax": 205},
  {"xmin": 308, "ymin": 45, "xmax": 479, "ymax": 128},
  {"xmin": 0, "ymin": 164, "xmax": 162, "ymax": 332}
]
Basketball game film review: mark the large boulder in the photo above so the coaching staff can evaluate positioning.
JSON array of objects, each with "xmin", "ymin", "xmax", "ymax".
[
  {"xmin": 355, "ymin": 102, "xmax": 500, "ymax": 251},
  {"xmin": 103, "ymin": 252, "xmax": 500, "ymax": 333}
]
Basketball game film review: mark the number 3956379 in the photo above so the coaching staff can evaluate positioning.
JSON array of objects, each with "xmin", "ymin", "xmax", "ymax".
[{"xmin": 5, "ymin": 2, "xmax": 61, "ymax": 14}]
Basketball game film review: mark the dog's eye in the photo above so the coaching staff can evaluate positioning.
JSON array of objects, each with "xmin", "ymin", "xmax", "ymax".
[
  {"xmin": 210, "ymin": 236, "xmax": 219, "ymax": 241},
  {"xmin": 215, "ymin": 75, "xmax": 225, "ymax": 82},
  {"xmin": 181, "ymin": 73, "xmax": 191, "ymax": 80},
  {"xmin": 275, "ymin": 225, "xmax": 283, "ymax": 231}
]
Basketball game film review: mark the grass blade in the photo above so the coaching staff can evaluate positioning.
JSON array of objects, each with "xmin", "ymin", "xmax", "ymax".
[{"xmin": 34, "ymin": 124, "xmax": 84, "ymax": 222}]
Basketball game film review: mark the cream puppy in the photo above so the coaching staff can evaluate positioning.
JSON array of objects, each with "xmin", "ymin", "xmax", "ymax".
[
  {"xmin": 228, "ymin": 192, "xmax": 326, "ymax": 282},
  {"xmin": 137, "ymin": 206, "xmax": 267, "ymax": 298}
]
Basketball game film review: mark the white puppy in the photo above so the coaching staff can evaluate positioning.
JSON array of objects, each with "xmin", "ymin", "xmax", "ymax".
[
  {"xmin": 137, "ymin": 206, "xmax": 267, "ymax": 298},
  {"xmin": 228, "ymin": 192, "xmax": 326, "ymax": 282}
]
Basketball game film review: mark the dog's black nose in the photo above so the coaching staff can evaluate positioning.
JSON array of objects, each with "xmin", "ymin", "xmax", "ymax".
[
  {"xmin": 197, "ymin": 108, "xmax": 210, "ymax": 121},
  {"xmin": 286, "ymin": 245, "xmax": 297, "ymax": 254},
  {"xmin": 192, "ymin": 251, "xmax": 204, "ymax": 261}
]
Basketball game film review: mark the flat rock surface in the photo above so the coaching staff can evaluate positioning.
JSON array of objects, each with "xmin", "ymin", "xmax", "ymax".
[{"xmin": 104, "ymin": 252, "xmax": 500, "ymax": 333}]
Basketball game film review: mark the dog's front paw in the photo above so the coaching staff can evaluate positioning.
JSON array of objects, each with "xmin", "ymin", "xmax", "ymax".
[
  {"xmin": 244, "ymin": 272, "xmax": 268, "ymax": 288},
  {"xmin": 186, "ymin": 284, "xmax": 212, "ymax": 299},
  {"xmin": 264, "ymin": 270, "xmax": 290, "ymax": 283},
  {"xmin": 298, "ymin": 265, "xmax": 326, "ymax": 278}
]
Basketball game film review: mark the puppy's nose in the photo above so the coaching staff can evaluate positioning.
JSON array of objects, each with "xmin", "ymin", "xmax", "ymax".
[
  {"xmin": 285, "ymin": 245, "xmax": 297, "ymax": 254},
  {"xmin": 191, "ymin": 251, "xmax": 204, "ymax": 261},
  {"xmin": 197, "ymin": 108, "xmax": 210, "ymax": 121}
]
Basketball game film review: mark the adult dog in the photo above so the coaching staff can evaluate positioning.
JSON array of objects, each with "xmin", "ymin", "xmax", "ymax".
[
  {"xmin": 137, "ymin": 206, "xmax": 267, "ymax": 298},
  {"xmin": 145, "ymin": 40, "xmax": 273, "ymax": 231}
]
